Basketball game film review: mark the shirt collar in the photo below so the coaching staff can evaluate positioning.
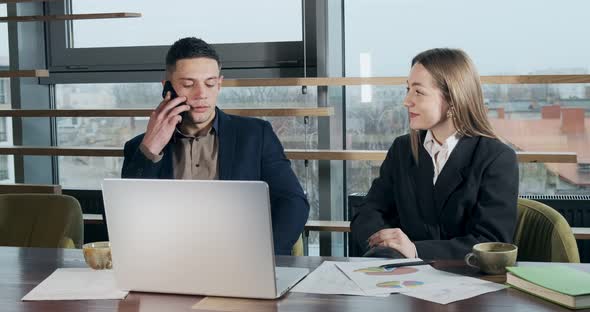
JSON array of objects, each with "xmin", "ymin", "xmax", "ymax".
[
  {"xmin": 173, "ymin": 111, "xmax": 219, "ymax": 141},
  {"xmin": 423, "ymin": 130, "xmax": 461, "ymax": 151}
]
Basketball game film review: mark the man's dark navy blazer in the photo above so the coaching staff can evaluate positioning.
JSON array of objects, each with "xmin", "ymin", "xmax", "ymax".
[{"xmin": 121, "ymin": 108, "xmax": 310, "ymax": 255}]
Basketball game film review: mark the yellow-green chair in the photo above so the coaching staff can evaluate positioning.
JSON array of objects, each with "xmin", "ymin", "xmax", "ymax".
[
  {"xmin": 0, "ymin": 194, "xmax": 83, "ymax": 249},
  {"xmin": 291, "ymin": 235, "xmax": 304, "ymax": 256},
  {"xmin": 513, "ymin": 198, "xmax": 580, "ymax": 263}
]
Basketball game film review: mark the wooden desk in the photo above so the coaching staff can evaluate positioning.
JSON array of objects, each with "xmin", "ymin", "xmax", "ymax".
[{"xmin": 1, "ymin": 246, "xmax": 589, "ymax": 311}]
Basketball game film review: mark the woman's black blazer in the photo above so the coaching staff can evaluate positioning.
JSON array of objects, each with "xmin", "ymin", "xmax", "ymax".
[{"xmin": 350, "ymin": 132, "xmax": 519, "ymax": 260}]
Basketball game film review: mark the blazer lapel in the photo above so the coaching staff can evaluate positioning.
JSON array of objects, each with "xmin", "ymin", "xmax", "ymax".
[
  {"xmin": 409, "ymin": 132, "xmax": 438, "ymax": 224},
  {"xmin": 433, "ymin": 135, "xmax": 479, "ymax": 217},
  {"xmin": 160, "ymin": 142, "xmax": 174, "ymax": 179},
  {"xmin": 217, "ymin": 109, "xmax": 235, "ymax": 180}
]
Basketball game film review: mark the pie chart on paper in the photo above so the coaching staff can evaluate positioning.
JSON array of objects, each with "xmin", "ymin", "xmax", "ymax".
[
  {"xmin": 355, "ymin": 266, "xmax": 419, "ymax": 276},
  {"xmin": 377, "ymin": 280, "xmax": 425, "ymax": 288}
]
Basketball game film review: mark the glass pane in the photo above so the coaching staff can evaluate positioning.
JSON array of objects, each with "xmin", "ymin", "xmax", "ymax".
[
  {"xmin": 345, "ymin": 0, "xmax": 590, "ymax": 76},
  {"xmin": 0, "ymin": 4, "xmax": 13, "ymax": 183},
  {"xmin": 345, "ymin": 84, "xmax": 590, "ymax": 197},
  {"xmin": 55, "ymin": 84, "xmax": 320, "ymax": 253},
  {"xmin": 488, "ymin": 84, "xmax": 590, "ymax": 194},
  {"xmin": 0, "ymin": 4, "xmax": 8, "ymax": 65},
  {"xmin": 71, "ymin": 0, "xmax": 302, "ymax": 48}
]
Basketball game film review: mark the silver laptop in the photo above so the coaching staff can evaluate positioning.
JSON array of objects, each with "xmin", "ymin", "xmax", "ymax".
[{"xmin": 101, "ymin": 178, "xmax": 309, "ymax": 299}]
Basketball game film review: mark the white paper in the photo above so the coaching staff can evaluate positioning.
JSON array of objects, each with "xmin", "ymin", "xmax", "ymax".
[
  {"xmin": 291, "ymin": 261, "xmax": 388, "ymax": 297},
  {"xmin": 22, "ymin": 268, "xmax": 128, "ymax": 301},
  {"xmin": 401, "ymin": 276, "xmax": 507, "ymax": 304},
  {"xmin": 335, "ymin": 259, "xmax": 459, "ymax": 295}
]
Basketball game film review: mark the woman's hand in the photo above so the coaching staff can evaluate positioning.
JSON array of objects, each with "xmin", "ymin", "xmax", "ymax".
[{"xmin": 368, "ymin": 228, "xmax": 417, "ymax": 258}]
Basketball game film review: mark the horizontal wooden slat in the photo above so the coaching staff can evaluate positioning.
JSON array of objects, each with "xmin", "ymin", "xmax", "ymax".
[
  {"xmin": 0, "ymin": 147, "xmax": 577, "ymax": 163},
  {"xmin": 83, "ymin": 214, "xmax": 103, "ymax": 225},
  {"xmin": 481, "ymin": 75, "xmax": 590, "ymax": 84},
  {"xmin": 221, "ymin": 75, "xmax": 590, "ymax": 87},
  {"xmin": 2, "ymin": 74, "xmax": 585, "ymax": 85},
  {"xmin": 0, "ymin": 70, "xmax": 49, "ymax": 78},
  {"xmin": 2, "ymin": 74, "xmax": 588, "ymax": 85},
  {"xmin": 516, "ymin": 152, "xmax": 578, "ymax": 163},
  {"xmin": 0, "ymin": 183, "xmax": 61, "ymax": 194},
  {"xmin": 286, "ymin": 149, "xmax": 386, "ymax": 161},
  {"xmin": 303, "ymin": 221, "xmax": 590, "ymax": 241},
  {"xmin": 286, "ymin": 149, "xmax": 577, "ymax": 163},
  {"xmin": 0, "ymin": 0, "xmax": 61, "ymax": 3},
  {"xmin": 0, "ymin": 13, "xmax": 141, "ymax": 23},
  {"xmin": 304, "ymin": 220, "xmax": 350, "ymax": 233},
  {"xmin": 0, "ymin": 107, "xmax": 334, "ymax": 118},
  {"xmin": 225, "ymin": 108, "xmax": 333, "ymax": 117},
  {"xmin": 573, "ymin": 228, "xmax": 590, "ymax": 240},
  {"xmin": 0, "ymin": 146, "xmax": 123, "ymax": 157},
  {"xmin": 80, "ymin": 215, "xmax": 590, "ymax": 240},
  {"xmin": 222, "ymin": 77, "xmax": 407, "ymax": 87}
]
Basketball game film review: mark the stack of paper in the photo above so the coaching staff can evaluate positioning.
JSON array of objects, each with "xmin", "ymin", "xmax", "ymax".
[
  {"xmin": 291, "ymin": 261, "xmax": 388, "ymax": 297},
  {"xmin": 293, "ymin": 259, "xmax": 506, "ymax": 304}
]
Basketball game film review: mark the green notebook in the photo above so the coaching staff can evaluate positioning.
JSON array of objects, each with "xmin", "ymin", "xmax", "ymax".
[
  {"xmin": 506, "ymin": 266, "xmax": 590, "ymax": 309},
  {"xmin": 507, "ymin": 266, "xmax": 590, "ymax": 296}
]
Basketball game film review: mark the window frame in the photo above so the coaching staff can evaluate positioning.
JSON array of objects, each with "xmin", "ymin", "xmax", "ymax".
[{"xmin": 45, "ymin": 1, "xmax": 311, "ymax": 81}]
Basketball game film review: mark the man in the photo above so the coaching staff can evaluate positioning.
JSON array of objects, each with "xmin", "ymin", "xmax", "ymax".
[{"xmin": 122, "ymin": 37, "xmax": 309, "ymax": 255}]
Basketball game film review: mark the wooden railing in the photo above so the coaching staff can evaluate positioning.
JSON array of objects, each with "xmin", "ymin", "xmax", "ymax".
[
  {"xmin": 301, "ymin": 220, "xmax": 590, "ymax": 240},
  {"xmin": 0, "ymin": 146, "xmax": 577, "ymax": 163},
  {"xmin": 3, "ymin": 74, "xmax": 590, "ymax": 83},
  {"xmin": 220, "ymin": 75, "xmax": 590, "ymax": 87},
  {"xmin": 0, "ymin": 107, "xmax": 334, "ymax": 118},
  {"xmin": 0, "ymin": 183, "xmax": 61, "ymax": 194},
  {"xmin": 80, "ymin": 215, "xmax": 590, "ymax": 241},
  {"xmin": 0, "ymin": 13, "xmax": 141, "ymax": 23},
  {"xmin": 0, "ymin": 70, "xmax": 49, "ymax": 78}
]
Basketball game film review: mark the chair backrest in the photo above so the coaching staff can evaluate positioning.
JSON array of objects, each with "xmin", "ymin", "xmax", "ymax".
[
  {"xmin": 514, "ymin": 198, "xmax": 580, "ymax": 263},
  {"xmin": 0, "ymin": 194, "xmax": 83, "ymax": 248},
  {"xmin": 291, "ymin": 235, "xmax": 304, "ymax": 256}
]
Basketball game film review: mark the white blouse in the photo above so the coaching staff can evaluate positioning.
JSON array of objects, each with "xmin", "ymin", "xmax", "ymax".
[{"xmin": 423, "ymin": 130, "xmax": 461, "ymax": 184}]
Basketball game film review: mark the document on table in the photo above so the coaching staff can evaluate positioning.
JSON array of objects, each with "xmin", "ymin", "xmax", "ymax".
[
  {"xmin": 335, "ymin": 259, "xmax": 506, "ymax": 303},
  {"xmin": 401, "ymin": 276, "xmax": 507, "ymax": 304},
  {"xmin": 290, "ymin": 261, "xmax": 388, "ymax": 297},
  {"xmin": 22, "ymin": 268, "xmax": 129, "ymax": 301}
]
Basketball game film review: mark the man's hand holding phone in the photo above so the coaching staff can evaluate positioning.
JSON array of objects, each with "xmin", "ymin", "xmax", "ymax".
[{"xmin": 140, "ymin": 91, "xmax": 190, "ymax": 158}]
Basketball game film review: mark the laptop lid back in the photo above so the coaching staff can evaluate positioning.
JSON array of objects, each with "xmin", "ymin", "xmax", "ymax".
[{"xmin": 102, "ymin": 179, "xmax": 277, "ymax": 298}]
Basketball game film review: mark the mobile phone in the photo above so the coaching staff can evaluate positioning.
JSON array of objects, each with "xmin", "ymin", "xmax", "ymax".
[{"xmin": 162, "ymin": 80, "xmax": 187, "ymax": 118}]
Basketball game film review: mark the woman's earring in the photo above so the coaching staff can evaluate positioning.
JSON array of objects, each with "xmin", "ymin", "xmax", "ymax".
[{"xmin": 446, "ymin": 109, "xmax": 454, "ymax": 119}]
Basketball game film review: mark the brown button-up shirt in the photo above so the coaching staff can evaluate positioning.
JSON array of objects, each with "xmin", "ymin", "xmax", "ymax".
[
  {"xmin": 171, "ymin": 127, "xmax": 219, "ymax": 180},
  {"xmin": 138, "ymin": 125, "xmax": 219, "ymax": 180}
]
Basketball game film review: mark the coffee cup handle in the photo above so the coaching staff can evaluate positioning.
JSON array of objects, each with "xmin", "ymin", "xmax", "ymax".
[{"xmin": 465, "ymin": 252, "xmax": 480, "ymax": 269}]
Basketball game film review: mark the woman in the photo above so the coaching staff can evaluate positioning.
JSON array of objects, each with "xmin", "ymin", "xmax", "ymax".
[{"xmin": 350, "ymin": 48, "xmax": 518, "ymax": 260}]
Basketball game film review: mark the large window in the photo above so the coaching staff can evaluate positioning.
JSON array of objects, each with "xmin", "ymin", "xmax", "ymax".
[
  {"xmin": 344, "ymin": 0, "xmax": 590, "ymax": 197},
  {"xmin": 54, "ymin": 82, "xmax": 322, "ymax": 234},
  {"xmin": 0, "ymin": 4, "xmax": 14, "ymax": 183},
  {"xmin": 71, "ymin": 0, "xmax": 301, "ymax": 48},
  {"xmin": 345, "ymin": 0, "xmax": 590, "ymax": 76},
  {"xmin": 0, "ymin": 4, "xmax": 7, "ymax": 65},
  {"xmin": 46, "ymin": 1, "xmax": 306, "ymax": 74}
]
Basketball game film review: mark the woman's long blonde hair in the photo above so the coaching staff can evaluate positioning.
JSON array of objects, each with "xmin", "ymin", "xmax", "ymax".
[{"xmin": 409, "ymin": 48, "xmax": 497, "ymax": 163}]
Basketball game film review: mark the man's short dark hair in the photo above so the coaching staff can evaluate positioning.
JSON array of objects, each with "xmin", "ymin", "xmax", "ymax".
[{"xmin": 165, "ymin": 37, "xmax": 221, "ymax": 72}]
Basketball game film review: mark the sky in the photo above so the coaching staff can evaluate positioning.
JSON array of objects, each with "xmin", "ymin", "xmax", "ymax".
[
  {"xmin": 344, "ymin": 0, "xmax": 590, "ymax": 76},
  {"xmin": 2, "ymin": 1, "xmax": 590, "ymax": 75}
]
